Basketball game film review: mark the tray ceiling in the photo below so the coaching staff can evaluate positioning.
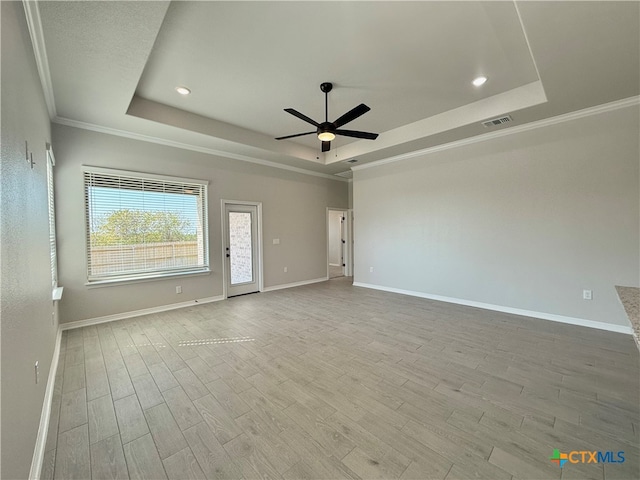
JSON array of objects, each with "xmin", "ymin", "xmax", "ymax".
[{"xmin": 34, "ymin": 1, "xmax": 639, "ymax": 176}]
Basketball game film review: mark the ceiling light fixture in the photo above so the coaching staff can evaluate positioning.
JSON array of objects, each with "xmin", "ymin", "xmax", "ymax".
[
  {"xmin": 318, "ymin": 131, "xmax": 336, "ymax": 142},
  {"xmin": 175, "ymin": 86, "xmax": 191, "ymax": 95},
  {"xmin": 472, "ymin": 76, "xmax": 488, "ymax": 87},
  {"xmin": 276, "ymin": 82, "xmax": 377, "ymax": 152}
]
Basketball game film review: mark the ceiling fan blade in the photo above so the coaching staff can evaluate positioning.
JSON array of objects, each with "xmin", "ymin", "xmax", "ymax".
[
  {"xmin": 284, "ymin": 108, "xmax": 320, "ymax": 127},
  {"xmin": 275, "ymin": 131, "xmax": 316, "ymax": 140},
  {"xmin": 333, "ymin": 103, "xmax": 371, "ymax": 128},
  {"xmin": 321, "ymin": 141, "xmax": 331, "ymax": 152},
  {"xmin": 335, "ymin": 129, "xmax": 378, "ymax": 140}
]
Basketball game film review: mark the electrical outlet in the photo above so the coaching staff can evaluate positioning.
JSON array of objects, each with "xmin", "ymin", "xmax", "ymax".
[
  {"xmin": 583, "ymin": 289, "xmax": 592, "ymax": 300},
  {"xmin": 369, "ymin": 267, "xmax": 374, "ymax": 273},
  {"xmin": 284, "ymin": 267, "xmax": 288, "ymax": 273},
  {"xmin": 35, "ymin": 361, "xmax": 39, "ymax": 384},
  {"xmin": 176, "ymin": 286, "xmax": 182, "ymax": 294}
]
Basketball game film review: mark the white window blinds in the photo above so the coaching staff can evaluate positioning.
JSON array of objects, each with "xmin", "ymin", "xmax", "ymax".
[
  {"xmin": 83, "ymin": 167, "xmax": 209, "ymax": 282},
  {"xmin": 46, "ymin": 145, "xmax": 58, "ymax": 288}
]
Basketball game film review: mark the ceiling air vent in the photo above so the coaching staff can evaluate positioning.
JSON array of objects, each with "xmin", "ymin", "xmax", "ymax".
[
  {"xmin": 335, "ymin": 171, "xmax": 353, "ymax": 179},
  {"xmin": 481, "ymin": 115, "xmax": 512, "ymax": 128}
]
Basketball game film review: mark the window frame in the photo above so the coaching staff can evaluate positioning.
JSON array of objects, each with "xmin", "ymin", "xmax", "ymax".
[{"xmin": 82, "ymin": 166, "xmax": 210, "ymax": 285}]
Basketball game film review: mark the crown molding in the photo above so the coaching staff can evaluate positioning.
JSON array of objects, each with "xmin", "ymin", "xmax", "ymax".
[
  {"xmin": 23, "ymin": 0, "xmax": 57, "ymax": 119},
  {"xmin": 352, "ymin": 96, "xmax": 640, "ymax": 172},
  {"xmin": 53, "ymin": 116, "xmax": 348, "ymax": 182},
  {"xmin": 22, "ymin": 0, "xmax": 343, "ymax": 183},
  {"xmin": 25, "ymin": 0, "xmax": 636, "ymax": 183}
]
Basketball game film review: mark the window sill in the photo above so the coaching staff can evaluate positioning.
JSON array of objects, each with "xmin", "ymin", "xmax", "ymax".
[
  {"xmin": 85, "ymin": 269, "xmax": 211, "ymax": 288},
  {"xmin": 52, "ymin": 286, "xmax": 64, "ymax": 301}
]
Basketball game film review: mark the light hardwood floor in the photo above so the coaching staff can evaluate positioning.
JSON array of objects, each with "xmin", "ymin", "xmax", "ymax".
[{"xmin": 43, "ymin": 278, "xmax": 639, "ymax": 479}]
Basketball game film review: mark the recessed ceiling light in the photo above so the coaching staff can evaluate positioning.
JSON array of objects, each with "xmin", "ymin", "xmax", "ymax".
[
  {"xmin": 175, "ymin": 86, "xmax": 191, "ymax": 95},
  {"xmin": 472, "ymin": 76, "xmax": 488, "ymax": 87}
]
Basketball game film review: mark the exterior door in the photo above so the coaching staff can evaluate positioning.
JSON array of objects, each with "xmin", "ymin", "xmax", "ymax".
[{"xmin": 224, "ymin": 203, "xmax": 260, "ymax": 297}]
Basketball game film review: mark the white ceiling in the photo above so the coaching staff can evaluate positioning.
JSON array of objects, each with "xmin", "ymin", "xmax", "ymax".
[{"xmin": 34, "ymin": 1, "xmax": 639, "ymax": 177}]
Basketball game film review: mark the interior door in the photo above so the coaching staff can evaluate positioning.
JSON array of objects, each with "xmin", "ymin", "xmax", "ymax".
[
  {"xmin": 224, "ymin": 203, "xmax": 259, "ymax": 297},
  {"xmin": 340, "ymin": 213, "xmax": 345, "ymax": 275},
  {"xmin": 328, "ymin": 209, "xmax": 347, "ymax": 278}
]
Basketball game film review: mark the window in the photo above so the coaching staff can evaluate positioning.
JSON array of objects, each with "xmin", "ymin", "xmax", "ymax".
[
  {"xmin": 46, "ymin": 144, "xmax": 58, "ymax": 288},
  {"xmin": 83, "ymin": 167, "xmax": 209, "ymax": 283}
]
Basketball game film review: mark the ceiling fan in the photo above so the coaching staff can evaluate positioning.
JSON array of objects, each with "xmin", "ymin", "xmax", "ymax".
[{"xmin": 275, "ymin": 82, "xmax": 378, "ymax": 152}]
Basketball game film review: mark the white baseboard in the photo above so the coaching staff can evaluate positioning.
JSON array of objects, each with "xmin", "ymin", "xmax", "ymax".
[
  {"xmin": 263, "ymin": 277, "xmax": 328, "ymax": 292},
  {"xmin": 60, "ymin": 295, "xmax": 224, "ymax": 331},
  {"xmin": 29, "ymin": 328, "xmax": 62, "ymax": 480},
  {"xmin": 353, "ymin": 282, "xmax": 634, "ymax": 335},
  {"xmin": 61, "ymin": 276, "xmax": 334, "ymax": 331}
]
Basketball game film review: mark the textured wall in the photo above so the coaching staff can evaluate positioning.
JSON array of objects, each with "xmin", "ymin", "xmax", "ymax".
[
  {"xmin": 52, "ymin": 124, "xmax": 349, "ymax": 323},
  {"xmin": 354, "ymin": 106, "xmax": 639, "ymax": 328},
  {"xmin": 1, "ymin": 2, "xmax": 56, "ymax": 478}
]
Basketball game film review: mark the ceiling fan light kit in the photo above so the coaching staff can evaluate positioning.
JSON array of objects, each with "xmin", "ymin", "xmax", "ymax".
[
  {"xmin": 318, "ymin": 131, "xmax": 335, "ymax": 142},
  {"xmin": 275, "ymin": 82, "xmax": 379, "ymax": 152}
]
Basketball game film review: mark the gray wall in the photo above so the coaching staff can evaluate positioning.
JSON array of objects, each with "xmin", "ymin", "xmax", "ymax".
[
  {"xmin": 53, "ymin": 124, "xmax": 348, "ymax": 324},
  {"xmin": 353, "ymin": 106, "xmax": 639, "ymax": 328},
  {"xmin": 1, "ymin": 2, "xmax": 57, "ymax": 478}
]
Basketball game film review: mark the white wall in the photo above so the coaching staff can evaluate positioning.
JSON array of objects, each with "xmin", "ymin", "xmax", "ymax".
[
  {"xmin": 53, "ymin": 124, "xmax": 349, "ymax": 324},
  {"xmin": 353, "ymin": 105, "xmax": 639, "ymax": 329},
  {"xmin": 1, "ymin": 2, "xmax": 57, "ymax": 478}
]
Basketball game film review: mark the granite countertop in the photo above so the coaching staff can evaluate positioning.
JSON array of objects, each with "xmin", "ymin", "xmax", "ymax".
[{"xmin": 616, "ymin": 285, "xmax": 639, "ymax": 339}]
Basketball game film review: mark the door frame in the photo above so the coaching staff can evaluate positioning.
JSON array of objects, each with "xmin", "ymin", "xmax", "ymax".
[
  {"xmin": 221, "ymin": 199, "xmax": 263, "ymax": 298},
  {"xmin": 326, "ymin": 207, "xmax": 353, "ymax": 278}
]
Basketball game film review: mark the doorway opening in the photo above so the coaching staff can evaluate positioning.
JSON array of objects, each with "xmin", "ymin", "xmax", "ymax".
[{"xmin": 327, "ymin": 208, "xmax": 352, "ymax": 279}]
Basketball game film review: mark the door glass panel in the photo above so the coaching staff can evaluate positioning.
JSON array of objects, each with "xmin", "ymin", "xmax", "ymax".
[{"xmin": 229, "ymin": 212, "xmax": 253, "ymax": 284}]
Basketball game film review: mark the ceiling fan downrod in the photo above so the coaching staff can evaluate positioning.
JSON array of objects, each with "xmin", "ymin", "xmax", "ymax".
[{"xmin": 320, "ymin": 82, "xmax": 333, "ymax": 122}]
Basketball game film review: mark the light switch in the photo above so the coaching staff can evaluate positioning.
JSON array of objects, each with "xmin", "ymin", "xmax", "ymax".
[{"xmin": 273, "ymin": 238, "xmax": 280, "ymax": 245}]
